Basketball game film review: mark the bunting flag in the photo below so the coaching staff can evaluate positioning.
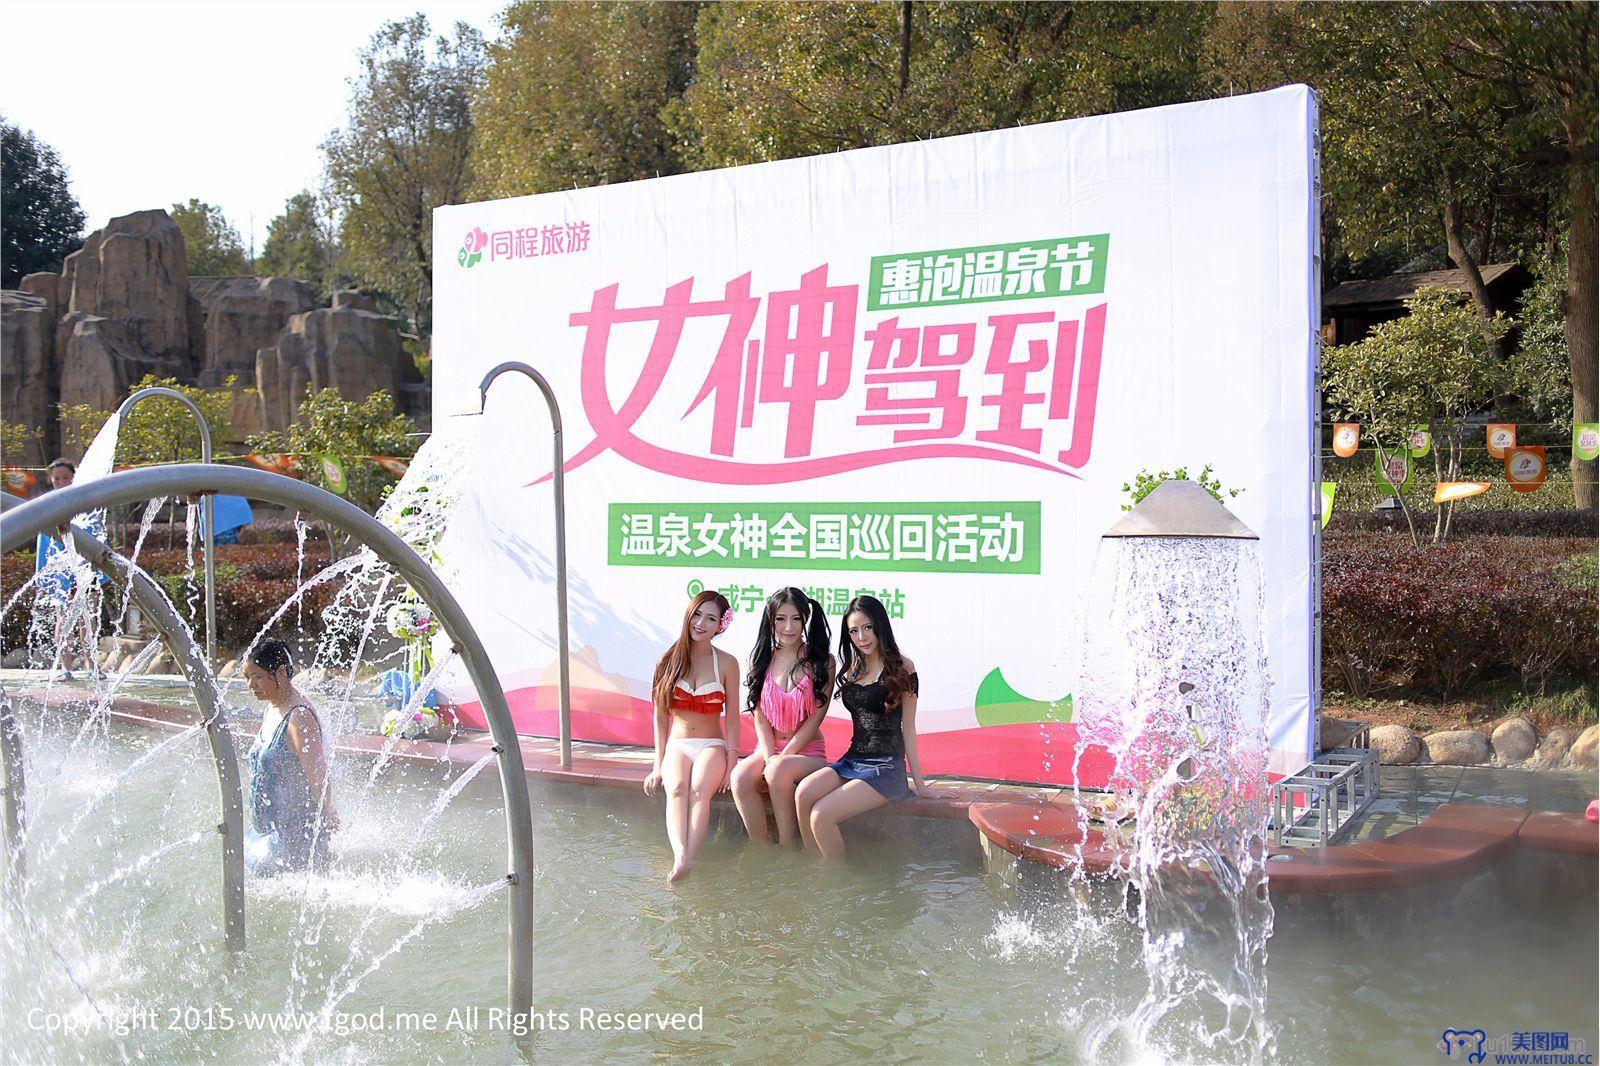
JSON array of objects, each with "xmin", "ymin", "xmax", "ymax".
[
  {"xmin": 1434, "ymin": 481, "xmax": 1491, "ymax": 504},
  {"xmin": 1320, "ymin": 481, "xmax": 1336, "ymax": 529},
  {"xmin": 1372, "ymin": 447, "xmax": 1413, "ymax": 492},
  {"xmin": 1575, "ymin": 423, "xmax": 1600, "ymax": 462},
  {"xmin": 1, "ymin": 468, "xmax": 38, "ymax": 494},
  {"xmin": 244, "ymin": 453, "xmax": 304, "ymax": 477},
  {"xmin": 1332, "ymin": 422, "xmax": 1360, "ymax": 458},
  {"xmin": 1486, "ymin": 423, "xmax": 1516, "ymax": 459},
  {"xmin": 318, "ymin": 454, "xmax": 348, "ymax": 495},
  {"xmin": 1408, "ymin": 426, "xmax": 1432, "ymax": 459},
  {"xmin": 1505, "ymin": 446, "xmax": 1547, "ymax": 493},
  {"xmin": 372, "ymin": 457, "xmax": 410, "ymax": 478}
]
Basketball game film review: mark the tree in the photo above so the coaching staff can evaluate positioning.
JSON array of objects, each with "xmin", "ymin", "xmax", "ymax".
[
  {"xmin": 473, "ymin": 2, "xmax": 699, "ymax": 200},
  {"xmin": 1, "ymin": 117, "xmax": 86, "ymax": 287},
  {"xmin": 58, "ymin": 374, "xmax": 238, "ymax": 468},
  {"xmin": 1322, "ymin": 288, "xmax": 1513, "ymax": 547},
  {"xmin": 257, "ymin": 190, "xmax": 340, "ymax": 297},
  {"xmin": 323, "ymin": 15, "xmax": 484, "ymax": 340},
  {"xmin": 671, "ymin": 3, "xmax": 1209, "ymax": 170},
  {"xmin": 170, "ymin": 198, "xmax": 248, "ymax": 276},
  {"xmin": 247, "ymin": 387, "xmax": 418, "ymax": 513},
  {"xmin": 0, "ymin": 421, "xmax": 46, "ymax": 468}
]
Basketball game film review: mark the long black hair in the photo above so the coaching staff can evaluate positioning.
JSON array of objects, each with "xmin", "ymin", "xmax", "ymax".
[
  {"xmin": 249, "ymin": 637, "xmax": 294, "ymax": 677},
  {"xmin": 838, "ymin": 594, "xmax": 912, "ymax": 708},
  {"xmin": 745, "ymin": 587, "xmax": 833, "ymax": 714}
]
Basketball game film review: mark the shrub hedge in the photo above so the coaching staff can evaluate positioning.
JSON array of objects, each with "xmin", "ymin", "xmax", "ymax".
[
  {"xmin": 1321, "ymin": 532, "xmax": 1597, "ymax": 700},
  {"xmin": 1331, "ymin": 508, "xmax": 1597, "ymax": 538}
]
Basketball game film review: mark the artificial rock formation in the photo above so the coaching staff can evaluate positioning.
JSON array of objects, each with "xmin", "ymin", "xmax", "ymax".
[
  {"xmin": 61, "ymin": 210, "xmax": 189, "ymax": 364},
  {"xmin": 255, "ymin": 306, "xmax": 406, "ymax": 433},
  {"xmin": 195, "ymin": 277, "xmax": 315, "ymax": 382},
  {"xmin": 0, "ymin": 290, "xmax": 57, "ymax": 461},
  {"xmin": 55, "ymin": 312, "xmax": 183, "ymax": 414}
]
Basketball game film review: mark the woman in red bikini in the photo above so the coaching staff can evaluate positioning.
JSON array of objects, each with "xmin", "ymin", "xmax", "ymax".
[
  {"xmin": 730, "ymin": 587, "xmax": 834, "ymax": 846},
  {"xmin": 643, "ymin": 590, "xmax": 741, "ymax": 882}
]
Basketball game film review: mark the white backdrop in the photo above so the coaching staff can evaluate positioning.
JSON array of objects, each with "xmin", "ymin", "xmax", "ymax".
[{"xmin": 432, "ymin": 84, "xmax": 1319, "ymax": 784}]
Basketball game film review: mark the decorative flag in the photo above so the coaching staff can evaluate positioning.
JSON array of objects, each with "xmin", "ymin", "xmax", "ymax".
[
  {"xmin": 1575, "ymin": 423, "xmax": 1600, "ymax": 462},
  {"xmin": 318, "ymin": 455, "xmax": 348, "ymax": 495},
  {"xmin": 1320, "ymin": 481, "xmax": 1336, "ymax": 529},
  {"xmin": 1372, "ymin": 447, "xmax": 1413, "ymax": 492},
  {"xmin": 244, "ymin": 453, "xmax": 302, "ymax": 477},
  {"xmin": 1, "ymin": 469, "xmax": 38, "ymax": 494},
  {"xmin": 1486, "ymin": 423, "xmax": 1516, "ymax": 459},
  {"xmin": 1332, "ymin": 423, "xmax": 1360, "ymax": 458},
  {"xmin": 1505, "ymin": 446, "xmax": 1547, "ymax": 493},
  {"xmin": 1408, "ymin": 426, "xmax": 1432, "ymax": 459},
  {"xmin": 373, "ymin": 457, "xmax": 410, "ymax": 478},
  {"xmin": 1433, "ymin": 482, "xmax": 1491, "ymax": 504}
]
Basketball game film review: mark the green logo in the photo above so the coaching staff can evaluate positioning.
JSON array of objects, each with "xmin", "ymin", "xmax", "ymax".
[
  {"xmin": 458, "ymin": 226, "xmax": 487, "ymax": 269},
  {"xmin": 868, "ymin": 234, "xmax": 1109, "ymax": 310}
]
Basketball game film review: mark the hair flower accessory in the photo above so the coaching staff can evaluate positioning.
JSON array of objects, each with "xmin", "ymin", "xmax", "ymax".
[{"xmin": 716, "ymin": 607, "xmax": 735, "ymax": 635}]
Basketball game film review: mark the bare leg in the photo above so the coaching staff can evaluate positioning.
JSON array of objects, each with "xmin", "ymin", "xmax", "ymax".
[
  {"xmin": 809, "ymin": 780, "xmax": 887, "ymax": 861},
  {"xmin": 731, "ymin": 752, "xmax": 772, "ymax": 844},
  {"xmin": 765, "ymin": 755, "xmax": 828, "ymax": 847},
  {"xmin": 679, "ymin": 744, "xmax": 731, "ymax": 877},
  {"xmin": 661, "ymin": 745, "xmax": 693, "ymax": 880},
  {"xmin": 794, "ymin": 768, "xmax": 842, "ymax": 853}
]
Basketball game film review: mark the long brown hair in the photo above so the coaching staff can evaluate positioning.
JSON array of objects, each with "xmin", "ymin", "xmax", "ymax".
[
  {"xmin": 838, "ymin": 594, "xmax": 912, "ymax": 708},
  {"xmin": 652, "ymin": 590, "xmax": 731, "ymax": 714}
]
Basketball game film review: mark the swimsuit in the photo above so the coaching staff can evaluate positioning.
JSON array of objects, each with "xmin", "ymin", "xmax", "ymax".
[
  {"xmin": 666, "ymin": 679, "xmax": 728, "ymax": 759},
  {"xmin": 246, "ymin": 703, "xmax": 332, "ymax": 872},
  {"xmin": 760, "ymin": 670, "xmax": 827, "ymax": 760},
  {"xmin": 829, "ymin": 671, "xmax": 920, "ymax": 801}
]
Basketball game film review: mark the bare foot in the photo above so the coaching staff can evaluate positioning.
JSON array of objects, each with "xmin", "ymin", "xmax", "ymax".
[{"xmin": 668, "ymin": 861, "xmax": 691, "ymax": 882}]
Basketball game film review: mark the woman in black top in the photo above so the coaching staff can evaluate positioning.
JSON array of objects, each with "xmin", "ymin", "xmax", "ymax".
[{"xmin": 794, "ymin": 595, "xmax": 928, "ymax": 859}]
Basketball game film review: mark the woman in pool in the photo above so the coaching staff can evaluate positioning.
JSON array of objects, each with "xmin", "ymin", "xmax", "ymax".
[
  {"xmin": 795, "ymin": 595, "xmax": 927, "ymax": 860},
  {"xmin": 730, "ymin": 587, "xmax": 834, "ymax": 847},
  {"xmin": 243, "ymin": 638, "xmax": 338, "ymax": 872},
  {"xmin": 643, "ymin": 590, "xmax": 740, "ymax": 881}
]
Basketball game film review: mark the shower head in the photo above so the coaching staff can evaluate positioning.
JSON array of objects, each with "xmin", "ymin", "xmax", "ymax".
[{"xmin": 1102, "ymin": 479, "xmax": 1257, "ymax": 540}]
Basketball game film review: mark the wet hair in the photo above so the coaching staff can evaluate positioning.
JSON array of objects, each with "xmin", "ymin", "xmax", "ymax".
[
  {"xmin": 651, "ymin": 590, "xmax": 730, "ymax": 714},
  {"xmin": 744, "ymin": 587, "xmax": 834, "ymax": 715},
  {"xmin": 46, "ymin": 458, "xmax": 74, "ymax": 474},
  {"xmin": 838, "ymin": 595, "xmax": 912, "ymax": 709},
  {"xmin": 249, "ymin": 638, "xmax": 294, "ymax": 678}
]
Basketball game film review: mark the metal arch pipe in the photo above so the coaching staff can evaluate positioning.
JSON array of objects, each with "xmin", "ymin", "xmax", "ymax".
[
  {"xmin": 477, "ymin": 361, "xmax": 572, "ymax": 770},
  {"xmin": 117, "ymin": 387, "xmax": 218, "ymax": 667},
  {"xmin": 0, "ymin": 466, "xmax": 537, "ymax": 1015},
  {"xmin": 0, "ymin": 490, "xmax": 245, "ymax": 949}
]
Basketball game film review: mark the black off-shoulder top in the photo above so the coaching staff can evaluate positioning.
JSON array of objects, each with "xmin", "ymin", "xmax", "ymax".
[{"xmin": 839, "ymin": 671, "xmax": 919, "ymax": 760}]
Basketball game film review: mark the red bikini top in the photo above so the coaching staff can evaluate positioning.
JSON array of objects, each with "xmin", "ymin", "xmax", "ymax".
[{"xmin": 670, "ymin": 679, "xmax": 727, "ymax": 716}]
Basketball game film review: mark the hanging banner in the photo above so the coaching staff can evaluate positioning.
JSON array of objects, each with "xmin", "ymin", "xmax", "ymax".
[
  {"xmin": 2, "ymin": 468, "xmax": 38, "ymax": 494},
  {"xmin": 1505, "ymin": 446, "xmax": 1547, "ymax": 493},
  {"xmin": 373, "ymin": 457, "xmax": 411, "ymax": 478},
  {"xmin": 1486, "ymin": 423, "xmax": 1516, "ymax": 459},
  {"xmin": 1332, "ymin": 423, "xmax": 1360, "ymax": 458},
  {"xmin": 1434, "ymin": 481, "xmax": 1491, "ymax": 504},
  {"xmin": 1320, "ymin": 481, "xmax": 1336, "ymax": 529},
  {"xmin": 1575, "ymin": 423, "xmax": 1600, "ymax": 463},
  {"xmin": 317, "ymin": 455, "xmax": 348, "ymax": 495},
  {"xmin": 244, "ymin": 453, "xmax": 303, "ymax": 477},
  {"xmin": 433, "ymin": 85, "xmax": 1321, "ymax": 784},
  {"xmin": 1408, "ymin": 426, "xmax": 1432, "ymax": 459},
  {"xmin": 1372, "ymin": 448, "xmax": 1413, "ymax": 493}
]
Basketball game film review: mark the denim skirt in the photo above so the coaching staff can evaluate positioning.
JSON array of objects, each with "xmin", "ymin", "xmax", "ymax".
[{"xmin": 828, "ymin": 754, "xmax": 912, "ymax": 801}]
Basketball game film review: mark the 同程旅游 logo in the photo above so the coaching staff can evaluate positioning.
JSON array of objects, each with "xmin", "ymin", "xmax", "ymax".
[{"xmin": 459, "ymin": 227, "xmax": 488, "ymax": 269}]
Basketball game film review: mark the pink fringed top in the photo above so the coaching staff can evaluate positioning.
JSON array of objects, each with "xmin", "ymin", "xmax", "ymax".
[{"xmin": 761, "ymin": 671, "xmax": 814, "ymax": 735}]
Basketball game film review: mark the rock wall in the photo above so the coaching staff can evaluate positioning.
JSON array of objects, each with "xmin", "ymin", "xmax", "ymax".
[{"xmin": 0, "ymin": 209, "xmax": 427, "ymax": 458}]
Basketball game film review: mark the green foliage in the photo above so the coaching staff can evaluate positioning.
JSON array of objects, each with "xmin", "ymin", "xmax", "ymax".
[
  {"xmin": 57, "ymin": 375, "xmax": 238, "ymax": 468},
  {"xmin": 0, "ymin": 421, "xmax": 46, "ymax": 467},
  {"xmin": 1, "ymin": 117, "xmax": 85, "ymax": 287},
  {"xmin": 1121, "ymin": 464, "xmax": 1241, "ymax": 511},
  {"xmin": 170, "ymin": 198, "xmax": 248, "ymax": 276},
  {"xmin": 1509, "ymin": 249, "xmax": 1576, "ymax": 425},
  {"xmin": 323, "ymin": 15, "xmax": 483, "ymax": 339},
  {"xmin": 474, "ymin": 2, "xmax": 699, "ymax": 199},
  {"xmin": 671, "ymin": 3, "xmax": 1209, "ymax": 170},
  {"xmin": 256, "ymin": 191, "xmax": 341, "ymax": 299},
  {"xmin": 248, "ymin": 387, "xmax": 418, "ymax": 513},
  {"xmin": 1553, "ymin": 550, "xmax": 1598, "ymax": 592}
]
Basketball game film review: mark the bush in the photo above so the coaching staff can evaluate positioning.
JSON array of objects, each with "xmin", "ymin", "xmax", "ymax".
[
  {"xmin": 1322, "ymin": 532, "xmax": 1598, "ymax": 700},
  {"xmin": 1332, "ymin": 508, "xmax": 1597, "ymax": 538}
]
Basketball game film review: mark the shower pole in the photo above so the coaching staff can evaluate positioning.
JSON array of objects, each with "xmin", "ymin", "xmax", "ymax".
[{"xmin": 117, "ymin": 387, "xmax": 218, "ymax": 667}]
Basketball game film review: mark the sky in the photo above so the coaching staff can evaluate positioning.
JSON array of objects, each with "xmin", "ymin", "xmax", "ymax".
[{"xmin": 0, "ymin": 0, "xmax": 506, "ymax": 255}]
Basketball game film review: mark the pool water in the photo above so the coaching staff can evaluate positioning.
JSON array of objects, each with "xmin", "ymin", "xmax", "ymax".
[{"xmin": 2, "ymin": 715, "xmax": 1595, "ymax": 1064}]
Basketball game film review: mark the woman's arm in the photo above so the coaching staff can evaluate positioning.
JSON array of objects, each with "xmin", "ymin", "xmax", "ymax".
[
  {"xmin": 900, "ymin": 664, "xmax": 926, "ymax": 794},
  {"xmin": 752, "ymin": 705, "xmax": 776, "ymax": 760},
  {"xmin": 720, "ymin": 651, "xmax": 741, "ymax": 782},
  {"xmin": 644, "ymin": 698, "xmax": 668, "ymax": 795},
  {"xmin": 779, "ymin": 691, "xmax": 827, "ymax": 757},
  {"xmin": 285, "ymin": 708, "xmax": 338, "ymax": 827}
]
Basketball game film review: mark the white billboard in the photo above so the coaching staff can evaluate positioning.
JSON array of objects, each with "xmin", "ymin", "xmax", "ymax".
[{"xmin": 432, "ymin": 84, "xmax": 1319, "ymax": 784}]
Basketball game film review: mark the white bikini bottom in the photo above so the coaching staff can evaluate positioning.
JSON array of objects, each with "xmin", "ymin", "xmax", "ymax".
[{"xmin": 667, "ymin": 736, "xmax": 728, "ymax": 760}]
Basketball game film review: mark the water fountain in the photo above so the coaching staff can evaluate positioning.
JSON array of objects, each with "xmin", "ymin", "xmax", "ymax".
[{"xmin": 0, "ymin": 464, "xmax": 537, "ymax": 1015}]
